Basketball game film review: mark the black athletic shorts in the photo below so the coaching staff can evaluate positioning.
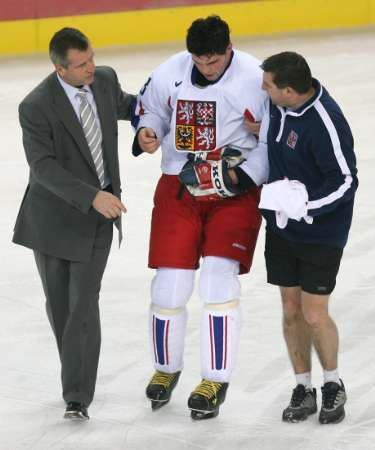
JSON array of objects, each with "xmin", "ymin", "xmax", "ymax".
[{"xmin": 264, "ymin": 228, "xmax": 343, "ymax": 295}]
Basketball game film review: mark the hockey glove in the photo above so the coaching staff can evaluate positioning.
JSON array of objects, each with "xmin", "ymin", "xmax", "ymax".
[{"xmin": 178, "ymin": 147, "xmax": 245, "ymax": 201}]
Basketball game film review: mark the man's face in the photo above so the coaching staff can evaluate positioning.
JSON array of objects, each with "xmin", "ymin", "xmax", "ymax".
[
  {"xmin": 262, "ymin": 71, "xmax": 290, "ymax": 107},
  {"xmin": 56, "ymin": 46, "xmax": 95, "ymax": 87},
  {"xmin": 192, "ymin": 44, "xmax": 232, "ymax": 81}
]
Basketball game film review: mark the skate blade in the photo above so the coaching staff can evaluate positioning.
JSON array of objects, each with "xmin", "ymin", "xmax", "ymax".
[
  {"xmin": 190, "ymin": 408, "xmax": 219, "ymax": 421},
  {"xmin": 151, "ymin": 399, "xmax": 169, "ymax": 411}
]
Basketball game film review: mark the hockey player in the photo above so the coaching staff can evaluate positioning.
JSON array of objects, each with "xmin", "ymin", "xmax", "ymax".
[
  {"xmin": 239, "ymin": 52, "xmax": 358, "ymax": 424},
  {"xmin": 132, "ymin": 16, "xmax": 269, "ymax": 420}
]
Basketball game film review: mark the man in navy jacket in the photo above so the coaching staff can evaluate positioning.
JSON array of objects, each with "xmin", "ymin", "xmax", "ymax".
[{"xmin": 233, "ymin": 51, "xmax": 357, "ymax": 424}]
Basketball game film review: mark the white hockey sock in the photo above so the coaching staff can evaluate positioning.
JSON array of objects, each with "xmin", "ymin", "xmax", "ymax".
[
  {"xmin": 295, "ymin": 372, "xmax": 313, "ymax": 390},
  {"xmin": 200, "ymin": 301, "xmax": 241, "ymax": 383},
  {"xmin": 149, "ymin": 304, "xmax": 187, "ymax": 374},
  {"xmin": 323, "ymin": 368, "xmax": 341, "ymax": 385}
]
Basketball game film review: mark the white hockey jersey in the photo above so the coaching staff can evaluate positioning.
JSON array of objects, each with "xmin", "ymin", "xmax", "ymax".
[{"xmin": 136, "ymin": 50, "xmax": 269, "ymax": 185}]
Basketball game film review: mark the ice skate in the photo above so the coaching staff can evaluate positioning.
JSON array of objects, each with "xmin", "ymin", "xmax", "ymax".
[
  {"xmin": 188, "ymin": 379, "xmax": 228, "ymax": 420},
  {"xmin": 146, "ymin": 370, "xmax": 181, "ymax": 410}
]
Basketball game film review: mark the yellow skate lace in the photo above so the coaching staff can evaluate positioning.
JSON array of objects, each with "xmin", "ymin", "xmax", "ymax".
[
  {"xmin": 150, "ymin": 371, "xmax": 176, "ymax": 388},
  {"xmin": 192, "ymin": 379, "xmax": 223, "ymax": 400}
]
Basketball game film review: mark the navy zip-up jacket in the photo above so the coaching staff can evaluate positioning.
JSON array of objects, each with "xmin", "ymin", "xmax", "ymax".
[{"xmin": 261, "ymin": 78, "xmax": 358, "ymax": 249}]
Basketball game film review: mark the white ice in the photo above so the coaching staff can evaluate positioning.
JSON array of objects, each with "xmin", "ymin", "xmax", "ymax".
[{"xmin": 0, "ymin": 27, "xmax": 374, "ymax": 450}]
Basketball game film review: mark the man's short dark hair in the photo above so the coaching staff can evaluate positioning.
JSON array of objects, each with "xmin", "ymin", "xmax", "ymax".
[
  {"xmin": 261, "ymin": 51, "xmax": 312, "ymax": 94},
  {"xmin": 186, "ymin": 15, "xmax": 230, "ymax": 56},
  {"xmin": 49, "ymin": 27, "xmax": 89, "ymax": 67}
]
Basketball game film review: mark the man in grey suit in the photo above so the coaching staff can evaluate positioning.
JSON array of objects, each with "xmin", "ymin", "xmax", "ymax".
[{"xmin": 13, "ymin": 28, "xmax": 135, "ymax": 420}]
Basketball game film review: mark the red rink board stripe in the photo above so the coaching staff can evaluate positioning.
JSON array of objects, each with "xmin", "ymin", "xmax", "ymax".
[{"xmin": 0, "ymin": 0, "xmax": 254, "ymax": 21}]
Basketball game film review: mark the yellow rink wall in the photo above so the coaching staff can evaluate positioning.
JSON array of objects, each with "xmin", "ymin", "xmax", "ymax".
[{"xmin": 1, "ymin": 0, "xmax": 375, "ymax": 56}]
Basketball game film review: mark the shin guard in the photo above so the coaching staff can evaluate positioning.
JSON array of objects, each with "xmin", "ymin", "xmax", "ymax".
[
  {"xmin": 200, "ymin": 300, "xmax": 241, "ymax": 382},
  {"xmin": 149, "ymin": 304, "xmax": 188, "ymax": 373}
]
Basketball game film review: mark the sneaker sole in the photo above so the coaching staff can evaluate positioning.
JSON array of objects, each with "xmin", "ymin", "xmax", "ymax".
[
  {"xmin": 319, "ymin": 409, "xmax": 345, "ymax": 424},
  {"xmin": 282, "ymin": 407, "xmax": 317, "ymax": 423}
]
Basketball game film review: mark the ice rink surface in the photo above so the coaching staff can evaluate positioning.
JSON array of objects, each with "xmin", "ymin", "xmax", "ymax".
[{"xmin": 0, "ymin": 26, "xmax": 374, "ymax": 450}]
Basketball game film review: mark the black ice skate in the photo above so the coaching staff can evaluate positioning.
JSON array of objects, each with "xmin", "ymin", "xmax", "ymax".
[
  {"xmin": 319, "ymin": 379, "xmax": 347, "ymax": 424},
  {"xmin": 146, "ymin": 370, "xmax": 181, "ymax": 410},
  {"xmin": 282, "ymin": 385, "xmax": 317, "ymax": 423},
  {"xmin": 188, "ymin": 379, "xmax": 229, "ymax": 420},
  {"xmin": 63, "ymin": 402, "xmax": 89, "ymax": 420}
]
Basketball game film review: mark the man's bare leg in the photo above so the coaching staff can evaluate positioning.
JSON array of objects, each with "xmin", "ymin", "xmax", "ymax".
[
  {"xmin": 301, "ymin": 292, "xmax": 338, "ymax": 371},
  {"xmin": 280, "ymin": 286, "xmax": 312, "ymax": 374},
  {"xmin": 280, "ymin": 286, "xmax": 317, "ymax": 422}
]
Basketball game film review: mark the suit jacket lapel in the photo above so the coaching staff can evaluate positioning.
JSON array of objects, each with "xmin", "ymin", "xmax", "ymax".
[{"xmin": 48, "ymin": 73, "xmax": 98, "ymax": 175}]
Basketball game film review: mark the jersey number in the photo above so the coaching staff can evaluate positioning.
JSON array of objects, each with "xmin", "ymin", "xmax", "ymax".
[{"xmin": 140, "ymin": 77, "xmax": 152, "ymax": 96}]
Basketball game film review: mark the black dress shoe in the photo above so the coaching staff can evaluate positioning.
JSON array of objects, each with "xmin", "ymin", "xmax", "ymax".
[{"xmin": 64, "ymin": 402, "xmax": 89, "ymax": 420}]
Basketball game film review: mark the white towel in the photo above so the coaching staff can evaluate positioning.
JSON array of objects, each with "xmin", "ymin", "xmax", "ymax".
[{"xmin": 259, "ymin": 179, "xmax": 313, "ymax": 229}]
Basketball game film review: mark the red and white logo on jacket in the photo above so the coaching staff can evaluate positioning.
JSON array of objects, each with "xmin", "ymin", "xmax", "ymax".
[{"xmin": 286, "ymin": 130, "xmax": 299, "ymax": 149}]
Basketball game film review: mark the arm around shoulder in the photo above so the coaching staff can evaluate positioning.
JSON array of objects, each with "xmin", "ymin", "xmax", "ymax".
[{"xmin": 98, "ymin": 66, "xmax": 136, "ymax": 121}]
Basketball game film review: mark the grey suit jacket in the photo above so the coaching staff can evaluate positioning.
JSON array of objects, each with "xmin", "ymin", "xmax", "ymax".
[{"xmin": 13, "ymin": 66, "xmax": 135, "ymax": 262}]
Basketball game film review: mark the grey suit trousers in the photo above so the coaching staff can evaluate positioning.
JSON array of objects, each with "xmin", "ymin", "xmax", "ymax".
[{"xmin": 34, "ymin": 215, "xmax": 113, "ymax": 407}]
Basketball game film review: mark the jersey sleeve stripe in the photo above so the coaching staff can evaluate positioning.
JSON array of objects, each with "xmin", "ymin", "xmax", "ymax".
[
  {"xmin": 314, "ymin": 101, "xmax": 351, "ymax": 175},
  {"xmin": 307, "ymin": 101, "xmax": 353, "ymax": 211},
  {"xmin": 308, "ymin": 175, "xmax": 353, "ymax": 210}
]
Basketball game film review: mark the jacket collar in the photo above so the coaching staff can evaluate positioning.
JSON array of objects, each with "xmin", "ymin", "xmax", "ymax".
[
  {"xmin": 274, "ymin": 79, "xmax": 323, "ymax": 143},
  {"xmin": 277, "ymin": 78, "xmax": 323, "ymax": 118}
]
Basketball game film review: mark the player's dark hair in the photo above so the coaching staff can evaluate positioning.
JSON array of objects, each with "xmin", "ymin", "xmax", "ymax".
[
  {"xmin": 186, "ymin": 15, "xmax": 230, "ymax": 56},
  {"xmin": 261, "ymin": 51, "xmax": 312, "ymax": 94},
  {"xmin": 49, "ymin": 27, "xmax": 89, "ymax": 67}
]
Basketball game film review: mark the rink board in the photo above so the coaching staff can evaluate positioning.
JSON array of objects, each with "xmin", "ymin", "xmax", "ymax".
[{"xmin": 0, "ymin": 0, "xmax": 374, "ymax": 55}]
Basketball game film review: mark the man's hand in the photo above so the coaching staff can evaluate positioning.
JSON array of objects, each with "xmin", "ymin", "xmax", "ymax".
[
  {"xmin": 244, "ymin": 118, "xmax": 261, "ymax": 136},
  {"xmin": 138, "ymin": 127, "xmax": 160, "ymax": 153},
  {"xmin": 92, "ymin": 191, "xmax": 127, "ymax": 219}
]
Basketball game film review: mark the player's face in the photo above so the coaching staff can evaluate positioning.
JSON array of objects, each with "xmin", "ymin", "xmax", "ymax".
[
  {"xmin": 192, "ymin": 44, "xmax": 233, "ymax": 81},
  {"xmin": 56, "ymin": 46, "xmax": 96, "ymax": 87},
  {"xmin": 262, "ymin": 71, "xmax": 290, "ymax": 107}
]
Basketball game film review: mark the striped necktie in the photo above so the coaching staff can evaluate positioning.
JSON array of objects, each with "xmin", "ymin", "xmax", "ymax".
[{"xmin": 77, "ymin": 89, "xmax": 106, "ymax": 188}]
